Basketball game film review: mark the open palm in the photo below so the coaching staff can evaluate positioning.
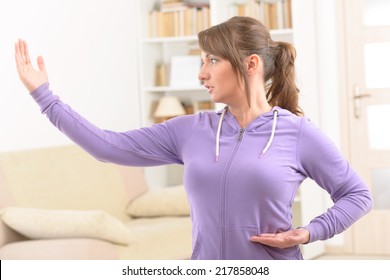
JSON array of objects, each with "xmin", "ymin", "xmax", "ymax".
[
  {"xmin": 15, "ymin": 39, "xmax": 48, "ymax": 92},
  {"xmin": 250, "ymin": 228, "xmax": 310, "ymax": 249}
]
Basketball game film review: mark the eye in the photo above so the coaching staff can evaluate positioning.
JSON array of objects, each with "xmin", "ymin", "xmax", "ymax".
[{"xmin": 210, "ymin": 58, "xmax": 218, "ymax": 64}]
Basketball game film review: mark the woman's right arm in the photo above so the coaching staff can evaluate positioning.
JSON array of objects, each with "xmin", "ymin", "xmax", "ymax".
[
  {"xmin": 15, "ymin": 40, "xmax": 189, "ymax": 167},
  {"xmin": 31, "ymin": 83, "xmax": 187, "ymax": 166}
]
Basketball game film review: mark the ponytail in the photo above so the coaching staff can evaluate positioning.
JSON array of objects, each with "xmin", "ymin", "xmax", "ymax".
[{"xmin": 266, "ymin": 41, "xmax": 303, "ymax": 116}]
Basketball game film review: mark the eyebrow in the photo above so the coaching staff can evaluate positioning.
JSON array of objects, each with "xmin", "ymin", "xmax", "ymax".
[{"xmin": 202, "ymin": 53, "xmax": 219, "ymax": 59}]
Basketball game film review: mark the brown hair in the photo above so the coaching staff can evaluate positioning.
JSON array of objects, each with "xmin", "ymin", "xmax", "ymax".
[{"xmin": 198, "ymin": 16, "xmax": 303, "ymax": 116}]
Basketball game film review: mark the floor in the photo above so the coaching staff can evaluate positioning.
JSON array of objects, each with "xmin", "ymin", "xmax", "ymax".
[{"xmin": 314, "ymin": 254, "xmax": 390, "ymax": 260}]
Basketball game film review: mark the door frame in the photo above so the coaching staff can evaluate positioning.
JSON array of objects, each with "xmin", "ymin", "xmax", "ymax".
[
  {"xmin": 311, "ymin": 0, "xmax": 356, "ymax": 254},
  {"xmin": 316, "ymin": 0, "xmax": 363, "ymax": 254}
]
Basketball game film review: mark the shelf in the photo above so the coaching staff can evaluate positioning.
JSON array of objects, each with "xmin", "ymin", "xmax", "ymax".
[
  {"xmin": 141, "ymin": 29, "xmax": 292, "ymax": 44},
  {"xmin": 144, "ymin": 86, "xmax": 205, "ymax": 93},
  {"xmin": 270, "ymin": 28, "xmax": 293, "ymax": 36},
  {"xmin": 141, "ymin": 35, "xmax": 198, "ymax": 44}
]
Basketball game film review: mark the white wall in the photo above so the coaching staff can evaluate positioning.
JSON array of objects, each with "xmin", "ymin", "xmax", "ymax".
[
  {"xmin": 0, "ymin": 0, "xmax": 140, "ymax": 152},
  {"xmin": 314, "ymin": 0, "xmax": 345, "ymax": 247},
  {"xmin": 293, "ymin": 0, "xmax": 346, "ymax": 251}
]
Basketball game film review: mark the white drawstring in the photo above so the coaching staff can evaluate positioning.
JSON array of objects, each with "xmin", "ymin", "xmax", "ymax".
[
  {"xmin": 215, "ymin": 108, "xmax": 278, "ymax": 162},
  {"xmin": 215, "ymin": 107, "xmax": 227, "ymax": 162},
  {"xmin": 260, "ymin": 109, "xmax": 278, "ymax": 158}
]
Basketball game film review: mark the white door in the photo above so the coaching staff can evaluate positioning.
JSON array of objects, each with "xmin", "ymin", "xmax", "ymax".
[{"xmin": 344, "ymin": 0, "xmax": 390, "ymax": 254}]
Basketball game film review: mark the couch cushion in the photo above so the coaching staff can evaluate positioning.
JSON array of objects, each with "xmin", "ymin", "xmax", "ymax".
[
  {"xmin": 126, "ymin": 185, "xmax": 190, "ymax": 217},
  {"xmin": 119, "ymin": 216, "xmax": 192, "ymax": 260},
  {"xmin": 0, "ymin": 238, "xmax": 118, "ymax": 260},
  {"xmin": 0, "ymin": 145, "xmax": 148, "ymax": 221},
  {"xmin": 1, "ymin": 207, "xmax": 133, "ymax": 245}
]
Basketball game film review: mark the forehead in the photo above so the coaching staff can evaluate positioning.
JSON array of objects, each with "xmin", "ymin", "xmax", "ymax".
[
  {"xmin": 201, "ymin": 51, "xmax": 210, "ymax": 59},
  {"xmin": 201, "ymin": 51, "xmax": 221, "ymax": 60}
]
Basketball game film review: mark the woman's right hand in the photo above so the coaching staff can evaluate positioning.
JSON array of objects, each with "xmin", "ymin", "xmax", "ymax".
[{"xmin": 15, "ymin": 39, "xmax": 48, "ymax": 93}]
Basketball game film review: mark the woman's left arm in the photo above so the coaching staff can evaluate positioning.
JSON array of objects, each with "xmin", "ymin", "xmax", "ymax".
[
  {"xmin": 252, "ymin": 118, "xmax": 372, "ymax": 248},
  {"xmin": 294, "ymin": 118, "xmax": 373, "ymax": 243}
]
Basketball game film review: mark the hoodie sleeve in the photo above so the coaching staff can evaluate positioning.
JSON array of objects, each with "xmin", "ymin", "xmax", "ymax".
[
  {"xmin": 30, "ymin": 83, "xmax": 197, "ymax": 166},
  {"xmin": 296, "ymin": 118, "xmax": 373, "ymax": 243}
]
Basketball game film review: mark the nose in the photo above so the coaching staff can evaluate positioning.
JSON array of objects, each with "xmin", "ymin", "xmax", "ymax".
[{"xmin": 198, "ymin": 64, "xmax": 209, "ymax": 82}]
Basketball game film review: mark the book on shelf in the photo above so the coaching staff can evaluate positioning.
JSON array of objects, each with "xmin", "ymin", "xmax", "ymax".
[
  {"xmin": 154, "ymin": 100, "xmax": 214, "ymax": 120},
  {"xmin": 148, "ymin": 0, "xmax": 210, "ymax": 38},
  {"xmin": 155, "ymin": 63, "xmax": 168, "ymax": 86},
  {"xmin": 229, "ymin": 0, "xmax": 292, "ymax": 30},
  {"xmin": 193, "ymin": 100, "xmax": 214, "ymax": 112},
  {"xmin": 183, "ymin": 100, "xmax": 215, "ymax": 115}
]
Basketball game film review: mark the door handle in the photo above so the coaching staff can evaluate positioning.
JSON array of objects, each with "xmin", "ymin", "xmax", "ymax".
[{"xmin": 354, "ymin": 85, "xmax": 371, "ymax": 118}]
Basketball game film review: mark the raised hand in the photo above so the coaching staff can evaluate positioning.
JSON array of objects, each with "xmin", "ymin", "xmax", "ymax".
[{"xmin": 15, "ymin": 39, "xmax": 48, "ymax": 92}]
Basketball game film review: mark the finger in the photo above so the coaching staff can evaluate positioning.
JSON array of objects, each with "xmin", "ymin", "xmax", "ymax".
[
  {"xmin": 19, "ymin": 39, "xmax": 26, "ymax": 63},
  {"xmin": 250, "ymin": 235, "xmax": 259, "ymax": 241},
  {"xmin": 37, "ymin": 56, "xmax": 46, "ymax": 72},
  {"xmin": 251, "ymin": 236, "xmax": 280, "ymax": 247},
  {"xmin": 15, "ymin": 42, "xmax": 21, "ymax": 68},
  {"xmin": 258, "ymin": 233, "xmax": 277, "ymax": 237},
  {"xmin": 250, "ymin": 235, "xmax": 276, "ymax": 242},
  {"xmin": 24, "ymin": 40, "xmax": 31, "ymax": 64},
  {"xmin": 15, "ymin": 41, "xmax": 26, "ymax": 71},
  {"xmin": 252, "ymin": 237, "xmax": 294, "ymax": 249}
]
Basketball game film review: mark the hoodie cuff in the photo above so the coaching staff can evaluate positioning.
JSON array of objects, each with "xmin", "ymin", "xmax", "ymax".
[
  {"xmin": 30, "ymin": 83, "xmax": 60, "ymax": 113},
  {"xmin": 302, "ymin": 222, "xmax": 326, "ymax": 243}
]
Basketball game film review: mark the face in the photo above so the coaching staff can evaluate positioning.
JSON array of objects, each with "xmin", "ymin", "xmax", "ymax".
[{"xmin": 199, "ymin": 51, "xmax": 243, "ymax": 105}]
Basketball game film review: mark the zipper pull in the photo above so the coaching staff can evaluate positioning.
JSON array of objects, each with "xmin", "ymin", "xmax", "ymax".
[{"xmin": 238, "ymin": 128, "xmax": 244, "ymax": 141}]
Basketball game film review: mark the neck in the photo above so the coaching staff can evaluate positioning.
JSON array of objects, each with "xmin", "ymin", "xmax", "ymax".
[
  {"xmin": 227, "ymin": 77, "xmax": 271, "ymax": 128},
  {"xmin": 228, "ymin": 102, "xmax": 272, "ymax": 128}
]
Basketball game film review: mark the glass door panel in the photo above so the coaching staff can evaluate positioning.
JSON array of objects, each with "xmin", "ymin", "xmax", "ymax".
[
  {"xmin": 364, "ymin": 42, "xmax": 390, "ymax": 88},
  {"xmin": 371, "ymin": 168, "xmax": 390, "ymax": 209},
  {"xmin": 367, "ymin": 105, "xmax": 390, "ymax": 150},
  {"xmin": 364, "ymin": 0, "xmax": 390, "ymax": 26}
]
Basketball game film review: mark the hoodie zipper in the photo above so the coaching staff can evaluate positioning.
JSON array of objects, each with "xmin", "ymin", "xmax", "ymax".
[
  {"xmin": 237, "ymin": 128, "xmax": 244, "ymax": 141},
  {"xmin": 220, "ymin": 127, "xmax": 245, "ymax": 259}
]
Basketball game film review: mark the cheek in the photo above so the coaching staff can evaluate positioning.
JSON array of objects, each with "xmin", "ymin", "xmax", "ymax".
[
  {"xmin": 219, "ymin": 71, "xmax": 239, "ymax": 92},
  {"xmin": 216, "ymin": 67, "xmax": 236, "ymax": 85}
]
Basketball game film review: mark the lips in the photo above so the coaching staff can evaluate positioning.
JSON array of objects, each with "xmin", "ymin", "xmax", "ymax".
[{"xmin": 205, "ymin": 85, "xmax": 214, "ymax": 94}]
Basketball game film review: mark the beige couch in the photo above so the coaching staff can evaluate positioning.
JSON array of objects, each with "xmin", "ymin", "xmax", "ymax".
[{"xmin": 0, "ymin": 145, "xmax": 192, "ymax": 259}]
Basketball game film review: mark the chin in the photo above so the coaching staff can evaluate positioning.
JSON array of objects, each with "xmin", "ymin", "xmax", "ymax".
[{"xmin": 210, "ymin": 95, "xmax": 221, "ymax": 104}]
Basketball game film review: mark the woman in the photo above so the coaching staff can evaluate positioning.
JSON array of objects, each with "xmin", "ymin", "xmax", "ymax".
[{"xmin": 15, "ymin": 16, "xmax": 372, "ymax": 260}]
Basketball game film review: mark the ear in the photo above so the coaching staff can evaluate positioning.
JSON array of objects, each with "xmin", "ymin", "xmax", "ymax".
[{"xmin": 246, "ymin": 54, "xmax": 263, "ymax": 76}]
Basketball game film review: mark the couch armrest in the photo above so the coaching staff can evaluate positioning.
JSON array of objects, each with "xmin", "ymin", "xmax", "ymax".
[{"xmin": 0, "ymin": 219, "xmax": 26, "ymax": 247}]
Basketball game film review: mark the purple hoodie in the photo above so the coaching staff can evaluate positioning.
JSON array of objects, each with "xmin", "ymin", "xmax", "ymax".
[{"xmin": 31, "ymin": 83, "xmax": 372, "ymax": 260}]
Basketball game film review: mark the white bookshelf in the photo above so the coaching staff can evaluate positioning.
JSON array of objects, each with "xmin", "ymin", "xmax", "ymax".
[
  {"xmin": 144, "ymin": 86, "xmax": 204, "ymax": 92},
  {"xmin": 140, "ymin": 35, "xmax": 198, "ymax": 44},
  {"xmin": 137, "ymin": 0, "xmax": 296, "ymax": 125},
  {"xmin": 136, "ymin": 0, "xmax": 325, "ymax": 259}
]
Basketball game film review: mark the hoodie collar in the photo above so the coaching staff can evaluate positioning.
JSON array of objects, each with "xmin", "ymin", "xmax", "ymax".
[{"xmin": 215, "ymin": 106, "xmax": 282, "ymax": 161}]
